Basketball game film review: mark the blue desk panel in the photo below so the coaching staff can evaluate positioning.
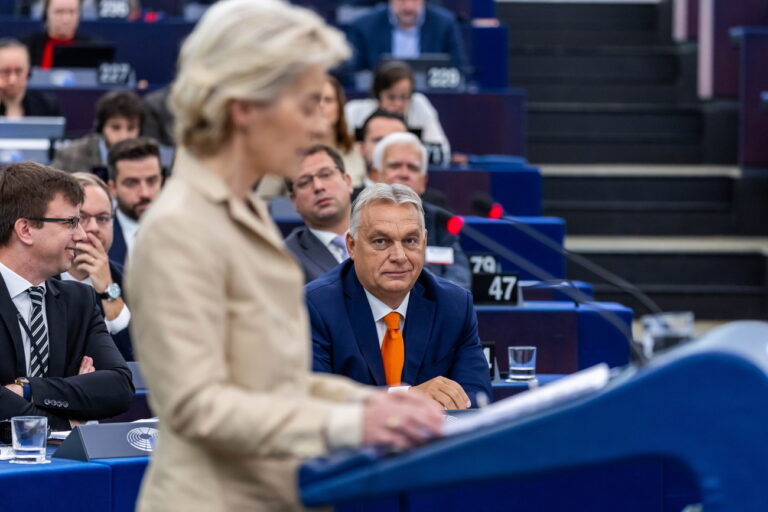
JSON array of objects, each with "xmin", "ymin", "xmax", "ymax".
[
  {"xmin": 477, "ymin": 301, "xmax": 631, "ymax": 374},
  {"xmin": 0, "ymin": 451, "xmax": 112, "ymax": 512},
  {"xmin": 428, "ymin": 165, "xmax": 542, "ymax": 216},
  {"xmin": 93, "ymin": 457, "xmax": 149, "ymax": 512},
  {"xmin": 460, "ymin": 216, "xmax": 566, "ymax": 280}
]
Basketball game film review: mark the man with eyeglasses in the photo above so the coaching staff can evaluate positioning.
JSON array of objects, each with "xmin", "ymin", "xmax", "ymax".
[
  {"xmin": 0, "ymin": 161, "xmax": 133, "ymax": 428},
  {"xmin": 285, "ymin": 145, "xmax": 354, "ymax": 283},
  {"xmin": 60, "ymin": 172, "xmax": 133, "ymax": 361},
  {"xmin": 0, "ymin": 38, "xmax": 60, "ymax": 117},
  {"xmin": 106, "ymin": 137, "xmax": 163, "ymax": 268}
]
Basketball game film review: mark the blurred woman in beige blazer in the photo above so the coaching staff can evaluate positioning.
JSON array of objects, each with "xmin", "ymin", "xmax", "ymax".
[{"xmin": 125, "ymin": 1, "xmax": 443, "ymax": 511}]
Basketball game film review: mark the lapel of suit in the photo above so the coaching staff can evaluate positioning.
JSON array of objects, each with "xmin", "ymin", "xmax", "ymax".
[
  {"xmin": 0, "ymin": 274, "xmax": 27, "ymax": 377},
  {"xmin": 44, "ymin": 279, "xmax": 67, "ymax": 377},
  {"xmin": 344, "ymin": 267, "xmax": 387, "ymax": 385},
  {"xmin": 402, "ymin": 278, "xmax": 435, "ymax": 385},
  {"xmin": 109, "ymin": 216, "xmax": 127, "ymax": 266},
  {"xmin": 301, "ymin": 229, "xmax": 340, "ymax": 272}
]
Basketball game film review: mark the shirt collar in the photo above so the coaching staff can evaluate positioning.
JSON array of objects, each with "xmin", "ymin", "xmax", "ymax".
[
  {"xmin": 388, "ymin": 5, "xmax": 425, "ymax": 30},
  {"xmin": 0, "ymin": 262, "xmax": 44, "ymax": 299},
  {"xmin": 60, "ymin": 271, "xmax": 92, "ymax": 286},
  {"xmin": 364, "ymin": 288, "xmax": 410, "ymax": 323},
  {"xmin": 308, "ymin": 228, "xmax": 346, "ymax": 249},
  {"xmin": 115, "ymin": 208, "xmax": 139, "ymax": 235}
]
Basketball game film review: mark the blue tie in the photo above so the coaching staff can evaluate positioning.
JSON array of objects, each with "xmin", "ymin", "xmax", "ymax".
[{"xmin": 331, "ymin": 234, "xmax": 349, "ymax": 260}]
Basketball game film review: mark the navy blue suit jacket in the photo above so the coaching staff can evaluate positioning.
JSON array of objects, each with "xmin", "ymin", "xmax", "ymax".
[
  {"xmin": 307, "ymin": 260, "xmax": 491, "ymax": 405},
  {"xmin": 108, "ymin": 216, "xmax": 128, "ymax": 269},
  {"xmin": 347, "ymin": 3, "xmax": 469, "ymax": 73}
]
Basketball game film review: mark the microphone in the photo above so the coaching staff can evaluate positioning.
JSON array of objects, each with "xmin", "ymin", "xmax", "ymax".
[
  {"xmin": 437, "ymin": 198, "xmax": 647, "ymax": 364},
  {"xmin": 469, "ymin": 193, "xmax": 663, "ymax": 317}
]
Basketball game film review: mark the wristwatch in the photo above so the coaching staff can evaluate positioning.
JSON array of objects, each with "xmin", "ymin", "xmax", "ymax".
[
  {"xmin": 98, "ymin": 282, "xmax": 121, "ymax": 301},
  {"xmin": 14, "ymin": 377, "xmax": 31, "ymax": 401}
]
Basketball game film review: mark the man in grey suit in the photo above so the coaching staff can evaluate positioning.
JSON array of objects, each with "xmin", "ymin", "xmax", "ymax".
[{"xmin": 285, "ymin": 145, "xmax": 354, "ymax": 283}]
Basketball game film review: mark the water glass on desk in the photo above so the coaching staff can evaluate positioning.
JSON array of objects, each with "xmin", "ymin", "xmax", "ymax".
[
  {"xmin": 641, "ymin": 311, "xmax": 694, "ymax": 358},
  {"xmin": 507, "ymin": 346, "xmax": 537, "ymax": 382},
  {"xmin": 10, "ymin": 416, "xmax": 49, "ymax": 464}
]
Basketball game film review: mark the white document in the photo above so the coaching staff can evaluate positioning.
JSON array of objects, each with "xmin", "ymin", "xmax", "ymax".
[
  {"xmin": 426, "ymin": 246, "xmax": 455, "ymax": 265},
  {"xmin": 444, "ymin": 363, "xmax": 611, "ymax": 437}
]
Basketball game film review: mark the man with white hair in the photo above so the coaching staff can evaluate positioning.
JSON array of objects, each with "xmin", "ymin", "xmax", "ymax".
[
  {"xmin": 370, "ymin": 131, "xmax": 471, "ymax": 289},
  {"xmin": 307, "ymin": 183, "xmax": 490, "ymax": 409}
]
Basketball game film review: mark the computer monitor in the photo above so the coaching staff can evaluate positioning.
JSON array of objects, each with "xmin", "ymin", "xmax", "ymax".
[
  {"xmin": 53, "ymin": 43, "xmax": 116, "ymax": 68},
  {"xmin": 0, "ymin": 116, "xmax": 66, "ymax": 139}
]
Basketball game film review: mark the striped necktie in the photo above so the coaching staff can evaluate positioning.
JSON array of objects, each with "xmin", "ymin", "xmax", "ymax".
[
  {"xmin": 381, "ymin": 312, "xmax": 404, "ymax": 386},
  {"xmin": 27, "ymin": 286, "xmax": 49, "ymax": 377},
  {"xmin": 330, "ymin": 234, "xmax": 349, "ymax": 260}
]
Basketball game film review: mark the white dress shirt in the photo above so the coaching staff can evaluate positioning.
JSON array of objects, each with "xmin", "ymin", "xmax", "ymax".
[
  {"xmin": 308, "ymin": 228, "xmax": 348, "ymax": 263},
  {"xmin": 115, "ymin": 208, "xmax": 140, "ymax": 254},
  {"xmin": 364, "ymin": 289, "xmax": 411, "ymax": 390},
  {"xmin": 0, "ymin": 262, "xmax": 47, "ymax": 375},
  {"xmin": 60, "ymin": 272, "xmax": 131, "ymax": 334}
]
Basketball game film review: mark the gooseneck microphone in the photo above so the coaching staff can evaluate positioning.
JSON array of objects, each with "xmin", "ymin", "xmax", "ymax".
[
  {"xmin": 436, "ymin": 197, "xmax": 650, "ymax": 364},
  {"xmin": 469, "ymin": 194, "xmax": 663, "ymax": 316}
]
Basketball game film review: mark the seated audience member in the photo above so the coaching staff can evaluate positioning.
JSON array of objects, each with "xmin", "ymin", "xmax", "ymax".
[
  {"xmin": 371, "ymin": 132, "xmax": 470, "ymax": 289},
  {"xmin": 0, "ymin": 161, "xmax": 134, "ymax": 428},
  {"xmin": 0, "ymin": 39, "xmax": 60, "ymax": 117},
  {"xmin": 106, "ymin": 137, "xmax": 163, "ymax": 268},
  {"xmin": 316, "ymin": 76, "xmax": 366, "ymax": 188},
  {"xmin": 285, "ymin": 145, "xmax": 354, "ymax": 283},
  {"xmin": 52, "ymin": 90, "xmax": 143, "ymax": 174},
  {"xmin": 63, "ymin": 173, "xmax": 134, "ymax": 360},
  {"xmin": 347, "ymin": 0, "xmax": 468, "ymax": 73},
  {"xmin": 22, "ymin": 0, "xmax": 97, "ymax": 69},
  {"xmin": 141, "ymin": 85, "xmax": 174, "ymax": 147},
  {"xmin": 346, "ymin": 60, "xmax": 450, "ymax": 164},
  {"xmin": 358, "ymin": 109, "xmax": 409, "ymax": 179},
  {"xmin": 307, "ymin": 183, "xmax": 490, "ymax": 409}
]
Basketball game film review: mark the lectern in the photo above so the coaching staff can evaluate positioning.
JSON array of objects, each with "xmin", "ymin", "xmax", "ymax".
[{"xmin": 300, "ymin": 322, "xmax": 768, "ymax": 511}]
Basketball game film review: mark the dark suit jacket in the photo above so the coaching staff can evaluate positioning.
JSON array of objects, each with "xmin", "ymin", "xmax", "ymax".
[
  {"xmin": 0, "ymin": 90, "xmax": 61, "ymax": 117},
  {"xmin": 57, "ymin": 261, "xmax": 134, "ymax": 362},
  {"xmin": 307, "ymin": 260, "xmax": 491, "ymax": 405},
  {"xmin": 50, "ymin": 133, "xmax": 104, "ymax": 175},
  {"xmin": 108, "ymin": 215, "xmax": 128, "ymax": 269},
  {"xmin": 284, "ymin": 226, "xmax": 342, "ymax": 283},
  {"xmin": 22, "ymin": 31, "xmax": 96, "ymax": 68},
  {"xmin": 0, "ymin": 275, "xmax": 134, "ymax": 429},
  {"xmin": 347, "ymin": 3, "xmax": 469, "ymax": 72}
]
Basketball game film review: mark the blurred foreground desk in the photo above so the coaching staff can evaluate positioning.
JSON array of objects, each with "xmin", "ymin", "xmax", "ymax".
[{"xmin": 301, "ymin": 322, "xmax": 768, "ymax": 511}]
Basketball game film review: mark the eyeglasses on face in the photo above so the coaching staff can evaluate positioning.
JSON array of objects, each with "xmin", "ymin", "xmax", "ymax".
[
  {"xmin": 294, "ymin": 167, "xmax": 341, "ymax": 191},
  {"xmin": 79, "ymin": 213, "xmax": 113, "ymax": 226},
  {"xmin": 26, "ymin": 216, "xmax": 81, "ymax": 230}
]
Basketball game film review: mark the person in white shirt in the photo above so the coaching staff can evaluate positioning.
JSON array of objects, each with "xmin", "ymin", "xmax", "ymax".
[
  {"xmin": 61, "ymin": 172, "xmax": 133, "ymax": 360},
  {"xmin": 106, "ymin": 137, "xmax": 163, "ymax": 268},
  {"xmin": 345, "ymin": 60, "xmax": 451, "ymax": 165},
  {"xmin": 285, "ymin": 145, "xmax": 355, "ymax": 283}
]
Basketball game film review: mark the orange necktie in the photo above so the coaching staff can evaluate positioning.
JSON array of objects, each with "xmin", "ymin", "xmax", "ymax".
[{"xmin": 381, "ymin": 312, "xmax": 404, "ymax": 386}]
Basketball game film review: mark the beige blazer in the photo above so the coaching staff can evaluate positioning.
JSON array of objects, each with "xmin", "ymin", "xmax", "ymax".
[{"xmin": 126, "ymin": 150, "xmax": 369, "ymax": 512}]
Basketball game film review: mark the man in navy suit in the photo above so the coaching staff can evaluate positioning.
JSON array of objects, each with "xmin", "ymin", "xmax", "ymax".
[
  {"xmin": 285, "ymin": 145, "xmax": 354, "ymax": 283},
  {"xmin": 0, "ymin": 162, "xmax": 134, "ymax": 429},
  {"xmin": 107, "ymin": 137, "xmax": 163, "ymax": 268},
  {"xmin": 307, "ymin": 183, "xmax": 490, "ymax": 409},
  {"xmin": 347, "ymin": 0, "xmax": 469, "ymax": 73}
]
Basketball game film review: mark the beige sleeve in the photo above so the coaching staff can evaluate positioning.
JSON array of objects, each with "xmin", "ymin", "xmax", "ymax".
[{"xmin": 127, "ymin": 211, "xmax": 358, "ymax": 459}]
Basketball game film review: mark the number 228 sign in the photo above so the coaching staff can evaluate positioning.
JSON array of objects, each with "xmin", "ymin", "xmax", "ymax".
[{"xmin": 471, "ymin": 273, "xmax": 521, "ymax": 305}]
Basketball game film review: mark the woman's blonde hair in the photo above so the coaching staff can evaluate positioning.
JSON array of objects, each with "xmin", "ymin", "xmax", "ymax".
[{"xmin": 170, "ymin": 0, "xmax": 350, "ymax": 155}]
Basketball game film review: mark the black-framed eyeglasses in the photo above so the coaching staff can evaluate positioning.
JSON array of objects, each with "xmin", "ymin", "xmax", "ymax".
[
  {"xmin": 79, "ymin": 213, "xmax": 113, "ymax": 226},
  {"xmin": 294, "ymin": 167, "xmax": 341, "ymax": 191},
  {"xmin": 27, "ymin": 216, "xmax": 81, "ymax": 230}
]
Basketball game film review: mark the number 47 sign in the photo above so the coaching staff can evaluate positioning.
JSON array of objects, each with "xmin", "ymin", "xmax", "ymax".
[{"xmin": 472, "ymin": 273, "xmax": 521, "ymax": 305}]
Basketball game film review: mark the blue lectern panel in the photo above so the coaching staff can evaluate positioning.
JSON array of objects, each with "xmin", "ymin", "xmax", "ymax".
[{"xmin": 301, "ymin": 322, "xmax": 768, "ymax": 511}]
